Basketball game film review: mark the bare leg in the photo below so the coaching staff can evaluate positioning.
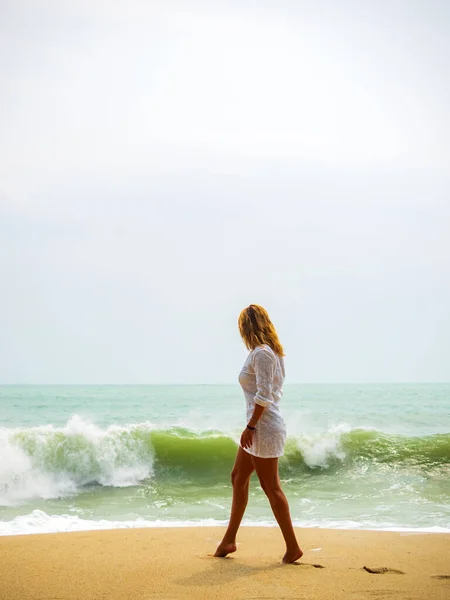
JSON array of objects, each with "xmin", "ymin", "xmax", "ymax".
[
  {"xmin": 251, "ymin": 455, "xmax": 303, "ymax": 563},
  {"xmin": 214, "ymin": 447, "xmax": 254, "ymax": 557}
]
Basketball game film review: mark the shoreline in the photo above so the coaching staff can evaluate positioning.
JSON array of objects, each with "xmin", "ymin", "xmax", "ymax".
[
  {"xmin": 2, "ymin": 522, "xmax": 450, "ymax": 537},
  {"xmin": 2, "ymin": 514, "xmax": 450, "ymax": 537},
  {"xmin": 1, "ymin": 526, "xmax": 449, "ymax": 599}
]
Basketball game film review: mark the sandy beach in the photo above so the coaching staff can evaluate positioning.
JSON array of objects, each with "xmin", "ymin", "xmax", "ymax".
[{"xmin": 1, "ymin": 527, "xmax": 449, "ymax": 600}]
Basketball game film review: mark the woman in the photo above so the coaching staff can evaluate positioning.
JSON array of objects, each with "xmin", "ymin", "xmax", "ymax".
[{"xmin": 214, "ymin": 304, "xmax": 303, "ymax": 563}]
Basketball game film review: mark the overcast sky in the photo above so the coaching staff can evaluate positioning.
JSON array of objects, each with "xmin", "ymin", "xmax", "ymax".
[{"xmin": 1, "ymin": 0, "xmax": 449, "ymax": 384}]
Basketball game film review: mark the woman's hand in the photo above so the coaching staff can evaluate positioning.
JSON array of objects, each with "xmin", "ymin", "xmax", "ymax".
[{"xmin": 240, "ymin": 427, "xmax": 255, "ymax": 450}]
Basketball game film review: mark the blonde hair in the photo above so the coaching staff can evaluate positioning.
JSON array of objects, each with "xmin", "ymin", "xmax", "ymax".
[{"xmin": 238, "ymin": 304, "xmax": 285, "ymax": 357}]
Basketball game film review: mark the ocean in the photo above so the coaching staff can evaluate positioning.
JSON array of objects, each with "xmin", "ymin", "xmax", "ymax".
[{"xmin": 1, "ymin": 384, "xmax": 449, "ymax": 536}]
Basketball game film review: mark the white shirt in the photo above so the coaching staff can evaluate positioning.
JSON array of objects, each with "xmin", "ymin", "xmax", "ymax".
[{"xmin": 238, "ymin": 345, "xmax": 287, "ymax": 458}]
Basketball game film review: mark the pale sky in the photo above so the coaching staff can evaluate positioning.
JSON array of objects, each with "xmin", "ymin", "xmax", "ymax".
[{"xmin": 1, "ymin": 0, "xmax": 449, "ymax": 384}]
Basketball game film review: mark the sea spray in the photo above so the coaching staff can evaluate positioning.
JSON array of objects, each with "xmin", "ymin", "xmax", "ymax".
[
  {"xmin": 0, "ymin": 416, "xmax": 154, "ymax": 504},
  {"xmin": 294, "ymin": 423, "xmax": 350, "ymax": 468}
]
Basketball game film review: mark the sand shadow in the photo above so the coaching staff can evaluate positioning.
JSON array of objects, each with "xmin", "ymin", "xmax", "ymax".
[
  {"xmin": 177, "ymin": 557, "xmax": 324, "ymax": 588},
  {"xmin": 176, "ymin": 559, "xmax": 282, "ymax": 587}
]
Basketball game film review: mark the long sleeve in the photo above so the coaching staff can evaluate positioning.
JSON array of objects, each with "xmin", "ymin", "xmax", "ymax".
[{"xmin": 252, "ymin": 347, "xmax": 276, "ymax": 407}]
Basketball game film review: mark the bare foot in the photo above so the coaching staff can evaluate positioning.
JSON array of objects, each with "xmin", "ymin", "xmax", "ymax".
[
  {"xmin": 282, "ymin": 546, "xmax": 303, "ymax": 564},
  {"xmin": 214, "ymin": 542, "xmax": 237, "ymax": 558}
]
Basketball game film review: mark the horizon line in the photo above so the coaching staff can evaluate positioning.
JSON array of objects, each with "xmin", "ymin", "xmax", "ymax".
[{"xmin": 1, "ymin": 381, "xmax": 449, "ymax": 386}]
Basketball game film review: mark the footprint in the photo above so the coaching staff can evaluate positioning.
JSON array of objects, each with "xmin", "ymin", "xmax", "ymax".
[
  {"xmin": 363, "ymin": 566, "xmax": 405, "ymax": 575},
  {"xmin": 431, "ymin": 575, "xmax": 450, "ymax": 580},
  {"xmin": 298, "ymin": 562, "xmax": 325, "ymax": 568}
]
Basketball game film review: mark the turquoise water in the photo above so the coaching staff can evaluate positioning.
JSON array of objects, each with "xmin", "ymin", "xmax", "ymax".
[{"xmin": 1, "ymin": 384, "xmax": 449, "ymax": 535}]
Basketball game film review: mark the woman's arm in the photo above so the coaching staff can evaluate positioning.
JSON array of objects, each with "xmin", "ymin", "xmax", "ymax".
[{"xmin": 240, "ymin": 404, "xmax": 265, "ymax": 449}]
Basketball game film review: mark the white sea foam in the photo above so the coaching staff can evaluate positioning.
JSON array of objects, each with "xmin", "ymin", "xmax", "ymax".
[
  {"xmin": 0, "ymin": 510, "xmax": 228, "ymax": 535},
  {"xmin": 0, "ymin": 415, "xmax": 154, "ymax": 506},
  {"xmin": 1, "ymin": 510, "xmax": 449, "ymax": 536}
]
